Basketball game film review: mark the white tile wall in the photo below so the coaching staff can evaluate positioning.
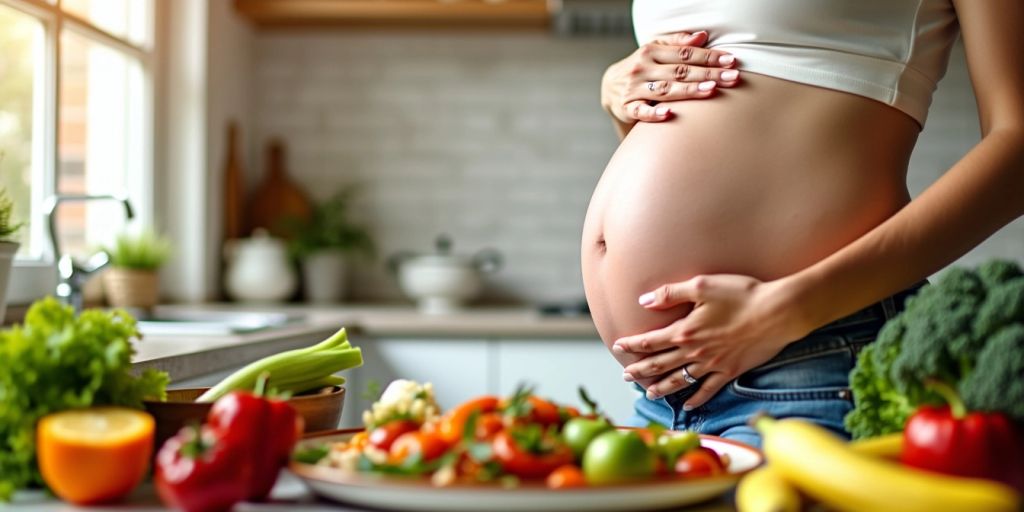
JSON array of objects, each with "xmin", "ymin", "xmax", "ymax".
[{"xmin": 251, "ymin": 32, "xmax": 1021, "ymax": 303}]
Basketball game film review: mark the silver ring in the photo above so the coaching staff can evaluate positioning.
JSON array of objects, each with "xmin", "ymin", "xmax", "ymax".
[
  {"xmin": 647, "ymin": 81, "xmax": 656, "ymax": 92},
  {"xmin": 680, "ymin": 366, "xmax": 699, "ymax": 385}
]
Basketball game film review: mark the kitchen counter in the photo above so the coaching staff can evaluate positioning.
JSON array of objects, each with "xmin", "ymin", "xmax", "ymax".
[
  {"xmin": 132, "ymin": 303, "xmax": 599, "ymax": 382},
  {"xmin": 5, "ymin": 471, "xmax": 736, "ymax": 512}
]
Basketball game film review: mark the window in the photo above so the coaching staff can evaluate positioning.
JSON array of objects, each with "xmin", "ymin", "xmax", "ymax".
[{"xmin": 0, "ymin": 0, "xmax": 153, "ymax": 303}]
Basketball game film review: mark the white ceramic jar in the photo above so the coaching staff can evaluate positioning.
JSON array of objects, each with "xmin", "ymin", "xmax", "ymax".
[
  {"xmin": 390, "ymin": 236, "xmax": 502, "ymax": 314},
  {"xmin": 224, "ymin": 229, "xmax": 297, "ymax": 302}
]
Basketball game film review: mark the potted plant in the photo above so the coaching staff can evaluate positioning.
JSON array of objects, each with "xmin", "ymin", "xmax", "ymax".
[
  {"xmin": 102, "ymin": 229, "xmax": 172, "ymax": 309},
  {"xmin": 288, "ymin": 188, "xmax": 374, "ymax": 303},
  {"xmin": 0, "ymin": 187, "xmax": 23, "ymax": 323}
]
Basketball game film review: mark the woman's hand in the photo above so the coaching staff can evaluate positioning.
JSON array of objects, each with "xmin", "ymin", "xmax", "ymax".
[
  {"xmin": 613, "ymin": 275, "xmax": 812, "ymax": 410},
  {"xmin": 601, "ymin": 31, "xmax": 740, "ymax": 127}
]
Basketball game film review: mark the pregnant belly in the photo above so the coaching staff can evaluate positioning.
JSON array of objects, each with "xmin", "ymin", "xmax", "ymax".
[{"xmin": 582, "ymin": 73, "xmax": 919, "ymax": 367}]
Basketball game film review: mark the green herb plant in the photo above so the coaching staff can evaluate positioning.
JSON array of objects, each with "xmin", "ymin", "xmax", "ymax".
[
  {"xmin": 0, "ymin": 298, "xmax": 169, "ymax": 500},
  {"xmin": 285, "ymin": 187, "xmax": 374, "ymax": 260},
  {"xmin": 0, "ymin": 186, "xmax": 23, "ymax": 243},
  {"xmin": 105, "ymin": 229, "xmax": 172, "ymax": 271},
  {"xmin": 845, "ymin": 259, "xmax": 1024, "ymax": 438}
]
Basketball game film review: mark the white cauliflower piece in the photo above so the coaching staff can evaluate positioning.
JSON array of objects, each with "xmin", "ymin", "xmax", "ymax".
[{"xmin": 362, "ymin": 379, "xmax": 441, "ymax": 428}]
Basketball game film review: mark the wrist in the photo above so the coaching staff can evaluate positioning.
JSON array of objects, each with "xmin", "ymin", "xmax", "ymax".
[{"xmin": 768, "ymin": 271, "xmax": 828, "ymax": 338}]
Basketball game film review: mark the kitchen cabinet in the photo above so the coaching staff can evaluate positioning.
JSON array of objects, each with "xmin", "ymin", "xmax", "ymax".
[
  {"xmin": 495, "ymin": 339, "xmax": 637, "ymax": 423},
  {"xmin": 234, "ymin": 0, "xmax": 549, "ymax": 28}
]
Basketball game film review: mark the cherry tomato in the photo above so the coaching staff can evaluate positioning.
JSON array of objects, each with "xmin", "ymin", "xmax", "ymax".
[
  {"xmin": 527, "ymin": 396, "xmax": 562, "ymax": 425},
  {"xmin": 546, "ymin": 464, "xmax": 586, "ymax": 489},
  {"xmin": 439, "ymin": 396, "xmax": 500, "ymax": 444},
  {"xmin": 582, "ymin": 430, "xmax": 657, "ymax": 485},
  {"xmin": 674, "ymin": 447, "xmax": 725, "ymax": 478},
  {"xmin": 474, "ymin": 413, "xmax": 506, "ymax": 440},
  {"xmin": 492, "ymin": 431, "xmax": 574, "ymax": 479},
  {"xmin": 368, "ymin": 420, "xmax": 420, "ymax": 451},
  {"xmin": 390, "ymin": 431, "xmax": 448, "ymax": 463}
]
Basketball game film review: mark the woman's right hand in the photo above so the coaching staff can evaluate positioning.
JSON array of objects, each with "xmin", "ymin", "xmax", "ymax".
[{"xmin": 601, "ymin": 31, "xmax": 739, "ymax": 127}]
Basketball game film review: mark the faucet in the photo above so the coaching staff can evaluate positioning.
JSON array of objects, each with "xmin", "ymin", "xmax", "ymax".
[{"xmin": 43, "ymin": 194, "xmax": 135, "ymax": 312}]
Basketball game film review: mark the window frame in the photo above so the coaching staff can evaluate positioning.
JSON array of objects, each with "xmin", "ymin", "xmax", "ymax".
[{"xmin": 1, "ymin": 0, "xmax": 155, "ymax": 304}]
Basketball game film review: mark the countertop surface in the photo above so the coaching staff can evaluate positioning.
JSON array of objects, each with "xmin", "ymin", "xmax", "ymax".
[
  {"xmin": 130, "ymin": 303, "xmax": 599, "ymax": 381},
  {"xmin": 5, "ymin": 471, "xmax": 735, "ymax": 512}
]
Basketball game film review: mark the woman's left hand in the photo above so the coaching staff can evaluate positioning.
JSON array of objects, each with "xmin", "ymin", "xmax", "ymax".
[{"xmin": 614, "ymin": 274, "xmax": 811, "ymax": 410}]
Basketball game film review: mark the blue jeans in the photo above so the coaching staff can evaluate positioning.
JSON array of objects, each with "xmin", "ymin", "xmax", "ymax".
[{"xmin": 625, "ymin": 284, "xmax": 923, "ymax": 448}]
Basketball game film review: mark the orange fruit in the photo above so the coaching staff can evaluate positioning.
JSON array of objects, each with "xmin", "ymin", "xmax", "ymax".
[{"xmin": 37, "ymin": 407, "xmax": 155, "ymax": 504}]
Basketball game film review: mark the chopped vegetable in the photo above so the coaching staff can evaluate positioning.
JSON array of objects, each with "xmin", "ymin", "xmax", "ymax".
[
  {"xmin": 845, "ymin": 260, "xmax": 1024, "ymax": 438},
  {"xmin": 196, "ymin": 327, "xmax": 362, "ymax": 402},
  {"xmin": 0, "ymin": 298, "xmax": 169, "ymax": 501},
  {"xmin": 362, "ymin": 380, "xmax": 441, "ymax": 430}
]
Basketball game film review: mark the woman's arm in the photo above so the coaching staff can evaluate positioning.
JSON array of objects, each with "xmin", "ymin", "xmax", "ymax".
[
  {"xmin": 600, "ymin": 31, "xmax": 739, "ymax": 139},
  {"xmin": 614, "ymin": 0, "xmax": 1024, "ymax": 408}
]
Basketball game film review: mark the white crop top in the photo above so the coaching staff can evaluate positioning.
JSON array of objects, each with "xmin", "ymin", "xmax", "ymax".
[{"xmin": 633, "ymin": 0, "xmax": 961, "ymax": 126}]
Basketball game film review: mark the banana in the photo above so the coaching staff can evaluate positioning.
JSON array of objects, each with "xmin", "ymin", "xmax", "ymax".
[
  {"xmin": 848, "ymin": 432, "xmax": 902, "ymax": 460},
  {"xmin": 756, "ymin": 417, "xmax": 1020, "ymax": 512},
  {"xmin": 736, "ymin": 465, "xmax": 802, "ymax": 512}
]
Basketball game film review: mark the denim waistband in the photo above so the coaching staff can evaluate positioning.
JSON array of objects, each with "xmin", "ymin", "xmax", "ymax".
[{"xmin": 815, "ymin": 281, "xmax": 927, "ymax": 333}]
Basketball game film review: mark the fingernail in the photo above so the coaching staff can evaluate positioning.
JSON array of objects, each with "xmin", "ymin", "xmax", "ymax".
[
  {"xmin": 655, "ymin": 106, "xmax": 670, "ymax": 116},
  {"xmin": 612, "ymin": 343, "xmax": 625, "ymax": 353},
  {"xmin": 647, "ymin": 391, "xmax": 661, "ymax": 400},
  {"xmin": 719, "ymin": 54, "xmax": 735, "ymax": 66},
  {"xmin": 638, "ymin": 292, "xmax": 656, "ymax": 306},
  {"xmin": 698, "ymin": 80, "xmax": 716, "ymax": 92},
  {"xmin": 683, "ymin": 404, "xmax": 694, "ymax": 412},
  {"xmin": 622, "ymin": 372, "xmax": 635, "ymax": 382},
  {"xmin": 721, "ymin": 70, "xmax": 739, "ymax": 81}
]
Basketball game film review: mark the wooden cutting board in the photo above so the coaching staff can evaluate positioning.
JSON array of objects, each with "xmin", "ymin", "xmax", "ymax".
[{"xmin": 247, "ymin": 138, "xmax": 312, "ymax": 238}]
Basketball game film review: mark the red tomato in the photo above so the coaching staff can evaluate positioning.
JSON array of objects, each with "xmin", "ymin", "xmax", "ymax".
[
  {"xmin": 492, "ymin": 431, "xmax": 574, "ymax": 479},
  {"xmin": 390, "ymin": 431, "xmax": 448, "ymax": 463},
  {"xmin": 439, "ymin": 396, "xmax": 500, "ymax": 444},
  {"xmin": 546, "ymin": 465, "xmax": 586, "ymax": 489},
  {"xmin": 368, "ymin": 420, "xmax": 420, "ymax": 451},
  {"xmin": 527, "ymin": 396, "xmax": 563, "ymax": 425},
  {"xmin": 674, "ymin": 447, "xmax": 725, "ymax": 478},
  {"xmin": 475, "ymin": 413, "xmax": 506, "ymax": 440}
]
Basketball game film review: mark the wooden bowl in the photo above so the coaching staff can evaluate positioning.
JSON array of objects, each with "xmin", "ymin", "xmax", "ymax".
[{"xmin": 144, "ymin": 386, "xmax": 346, "ymax": 451}]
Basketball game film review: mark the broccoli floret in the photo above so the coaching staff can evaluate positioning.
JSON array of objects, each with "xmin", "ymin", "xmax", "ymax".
[
  {"xmin": 978, "ymin": 259, "xmax": 1024, "ymax": 289},
  {"xmin": 845, "ymin": 259, "xmax": 1024, "ymax": 438},
  {"xmin": 960, "ymin": 324, "xmax": 1024, "ymax": 421},
  {"xmin": 973, "ymin": 277, "xmax": 1024, "ymax": 341}
]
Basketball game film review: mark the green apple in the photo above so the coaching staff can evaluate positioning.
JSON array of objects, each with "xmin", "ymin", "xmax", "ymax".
[
  {"xmin": 582, "ymin": 430, "xmax": 657, "ymax": 485},
  {"xmin": 562, "ymin": 417, "xmax": 613, "ymax": 459}
]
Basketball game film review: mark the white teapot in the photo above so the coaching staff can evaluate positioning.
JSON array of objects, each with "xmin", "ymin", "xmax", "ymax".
[{"xmin": 224, "ymin": 229, "xmax": 297, "ymax": 302}]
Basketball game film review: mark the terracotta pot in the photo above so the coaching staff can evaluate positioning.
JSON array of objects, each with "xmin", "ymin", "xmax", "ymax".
[
  {"xmin": 103, "ymin": 268, "xmax": 160, "ymax": 309},
  {"xmin": 144, "ymin": 386, "xmax": 346, "ymax": 451}
]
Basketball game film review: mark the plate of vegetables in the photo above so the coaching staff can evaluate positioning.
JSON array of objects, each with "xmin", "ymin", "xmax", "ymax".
[{"xmin": 290, "ymin": 380, "xmax": 762, "ymax": 512}]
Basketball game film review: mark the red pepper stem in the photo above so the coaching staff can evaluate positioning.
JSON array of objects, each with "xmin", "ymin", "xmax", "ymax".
[{"xmin": 925, "ymin": 378, "xmax": 967, "ymax": 419}]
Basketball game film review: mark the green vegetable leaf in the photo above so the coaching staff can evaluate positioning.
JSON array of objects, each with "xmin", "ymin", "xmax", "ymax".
[
  {"xmin": 0, "ymin": 298, "xmax": 169, "ymax": 500},
  {"xmin": 293, "ymin": 445, "xmax": 330, "ymax": 465}
]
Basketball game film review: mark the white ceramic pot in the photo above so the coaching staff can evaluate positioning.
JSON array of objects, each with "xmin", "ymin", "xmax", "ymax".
[
  {"xmin": 302, "ymin": 249, "xmax": 347, "ymax": 303},
  {"xmin": 0, "ymin": 241, "xmax": 18, "ymax": 324},
  {"xmin": 224, "ymin": 230, "xmax": 297, "ymax": 302},
  {"xmin": 390, "ymin": 236, "xmax": 502, "ymax": 315}
]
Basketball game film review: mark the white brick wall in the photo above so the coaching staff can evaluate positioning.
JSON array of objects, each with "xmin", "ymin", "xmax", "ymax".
[{"xmin": 251, "ymin": 32, "xmax": 1021, "ymax": 303}]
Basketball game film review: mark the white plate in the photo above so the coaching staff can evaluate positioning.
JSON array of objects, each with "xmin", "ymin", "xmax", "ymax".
[{"xmin": 291, "ymin": 429, "xmax": 762, "ymax": 512}]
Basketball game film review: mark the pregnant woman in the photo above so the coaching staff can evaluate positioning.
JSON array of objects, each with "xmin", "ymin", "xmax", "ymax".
[{"xmin": 582, "ymin": 0, "xmax": 1024, "ymax": 446}]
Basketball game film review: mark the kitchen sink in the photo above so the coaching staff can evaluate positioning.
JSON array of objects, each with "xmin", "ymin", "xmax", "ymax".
[{"xmin": 136, "ymin": 310, "xmax": 303, "ymax": 336}]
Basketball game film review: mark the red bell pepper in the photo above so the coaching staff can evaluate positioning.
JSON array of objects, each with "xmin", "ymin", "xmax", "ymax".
[
  {"xmin": 901, "ymin": 379, "xmax": 1024, "ymax": 491},
  {"xmin": 155, "ymin": 424, "xmax": 251, "ymax": 512},
  {"xmin": 206, "ymin": 376, "xmax": 304, "ymax": 501}
]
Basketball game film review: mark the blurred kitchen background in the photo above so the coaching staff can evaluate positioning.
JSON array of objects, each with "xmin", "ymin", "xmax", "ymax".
[{"xmin": 2, "ymin": 0, "xmax": 1022, "ymax": 314}]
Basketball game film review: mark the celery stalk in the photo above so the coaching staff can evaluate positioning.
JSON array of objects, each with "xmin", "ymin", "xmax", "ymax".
[{"xmin": 195, "ymin": 328, "xmax": 362, "ymax": 402}]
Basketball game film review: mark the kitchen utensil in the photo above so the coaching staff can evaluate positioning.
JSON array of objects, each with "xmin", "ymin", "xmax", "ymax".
[
  {"xmin": 223, "ymin": 121, "xmax": 246, "ymax": 241},
  {"xmin": 290, "ymin": 430, "xmax": 762, "ymax": 511},
  {"xmin": 144, "ymin": 386, "xmax": 346, "ymax": 453},
  {"xmin": 246, "ymin": 138, "xmax": 312, "ymax": 237},
  {"xmin": 389, "ymin": 235, "xmax": 502, "ymax": 314},
  {"xmin": 224, "ymin": 229, "xmax": 297, "ymax": 302}
]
